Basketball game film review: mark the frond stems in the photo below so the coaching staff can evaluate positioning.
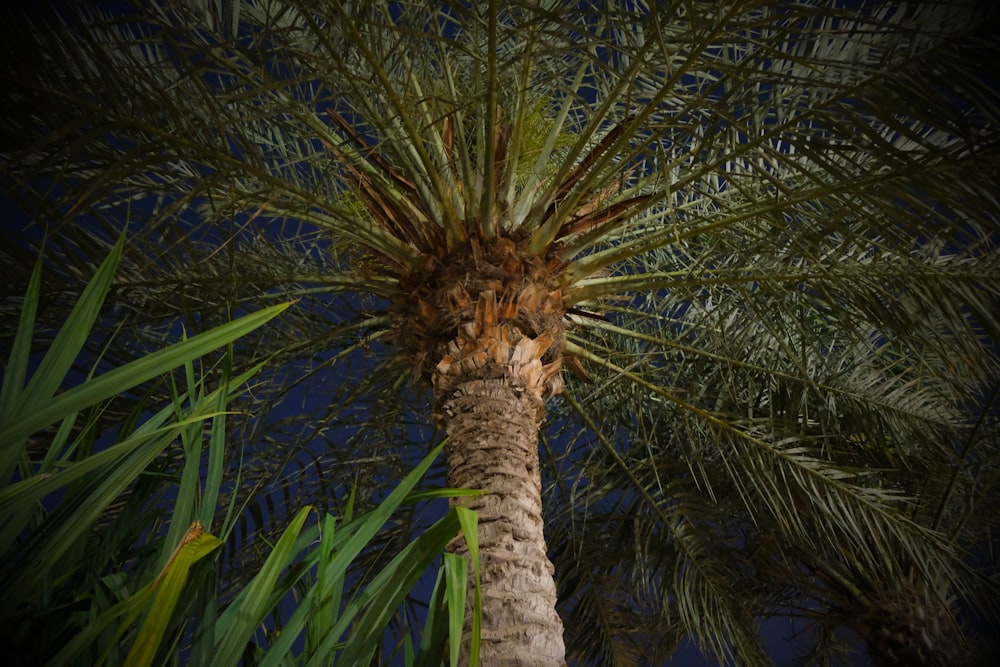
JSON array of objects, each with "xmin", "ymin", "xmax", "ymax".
[
  {"xmin": 560, "ymin": 170, "xmax": 906, "ymax": 285},
  {"xmin": 478, "ymin": 0, "xmax": 499, "ymax": 241},
  {"xmin": 565, "ymin": 260, "xmax": 999, "ymax": 305},
  {"xmin": 565, "ymin": 341, "xmax": 952, "ymax": 580},
  {"xmin": 561, "ymin": 389, "xmax": 672, "ymax": 530},
  {"xmin": 565, "ymin": 324, "xmax": 952, "ymax": 430},
  {"xmin": 526, "ymin": 2, "xmax": 742, "ymax": 255},
  {"xmin": 322, "ymin": 2, "xmax": 465, "ymax": 250},
  {"xmin": 931, "ymin": 378, "xmax": 1000, "ymax": 534}
]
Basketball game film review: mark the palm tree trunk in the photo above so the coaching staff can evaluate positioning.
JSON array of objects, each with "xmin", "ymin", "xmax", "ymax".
[
  {"xmin": 441, "ymin": 376, "xmax": 566, "ymax": 666},
  {"xmin": 860, "ymin": 585, "xmax": 969, "ymax": 667}
]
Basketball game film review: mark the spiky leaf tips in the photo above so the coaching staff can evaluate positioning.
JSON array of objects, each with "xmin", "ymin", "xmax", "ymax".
[{"xmin": 329, "ymin": 99, "xmax": 624, "ymax": 412}]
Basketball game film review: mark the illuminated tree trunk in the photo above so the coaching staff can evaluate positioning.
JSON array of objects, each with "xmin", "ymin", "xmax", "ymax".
[
  {"xmin": 433, "ymin": 288, "xmax": 566, "ymax": 666},
  {"xmin": 442, "ymin": 378, "xmax": 565, "ymax": 666}
]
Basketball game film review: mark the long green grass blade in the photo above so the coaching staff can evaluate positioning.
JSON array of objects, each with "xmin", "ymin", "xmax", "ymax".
[
  {"xmin": 0, "ymin": 364, "xmax": 260, "ymax": 555},
  {"xmin": 213, "ymin": 505, "xmax": 316, "ymax": 666},
  {"xmin": 306, "ymin": 513, "xmax": 339, "ymax": 660},
  {"xmin": 250, "ymin": 492, "xmax": 482, "ymax": 667},
  {"xmin": 0, "ymin": 389, "xmax": 238, "ymax": 618},
  {"xmin": 414, "ymin": 564, "xmax": 451, "ymax": 667},
  {"xmin": 124, "ymin": 524, "xmax": 223, "ymax": 667},
  {"xmin": 455, "ymin": 506, "xmax": 481, "ymax": 667},
  {"xmin": 162, "ymin": 355, "xmax": 207, "ymax": 567},
  {"xmin": 444, "ymin": 553, "xmax": 469, "ymax": 667},
  {"xmin": 216, "ymin": 443, "xmax": 459, "ymax": 667},
  {"xmin": 0, "ymin": 409, "xmax": 211, "ymax": 553},
  {"xmin": 245, "ymin": 445, "xmax": 446, "ymax": 667},
  {"xmin": 0, "ymin": 302, "xmax": 290, "ymax": 446},
  {"xmin": 47, "ymin": 586, "xmax": 150, "ymax": 667},
  {"xmin": 0, "ymin": 241, "xmax": 44, "ymax": 425},
  {"xmin": 331, "ymin": 512, "xmax": 463, "ymax": 667},
  {"xmin": 15, "ymin": 234, "xmax": 124, "ymax": 414},
  {"xmin": 189, "ymin": 573, "xmax": 220, "ymax": 667},
  {"xmin": 200, "ymin": 351, "xmax": 232, "ymax": 530}
]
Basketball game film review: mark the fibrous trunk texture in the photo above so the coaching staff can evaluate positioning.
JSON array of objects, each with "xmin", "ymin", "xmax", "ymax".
[
  {"xmin": 392, "ymin": 235, "xmax": 570, "ymax": 664},
  {"xmin": 862, "ymin": 586, "xmax": 969, "ymax": 667},
  {"xmin": 430, "ymin": 283, "xmax": 567, "ymax": 666},
  {"xmin": 442, "ymin": 377, "xmax": 565, "ymax": 666}
]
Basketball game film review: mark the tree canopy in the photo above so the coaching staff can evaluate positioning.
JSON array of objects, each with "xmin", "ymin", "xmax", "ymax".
[{"xmin": 2, "ymin": 0, "xmax": 1000, "ymax": 664}]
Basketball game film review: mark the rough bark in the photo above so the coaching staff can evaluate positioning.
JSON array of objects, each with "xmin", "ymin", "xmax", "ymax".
[
  {"xmin": 861, "ymin": 586, "xmax": 970, "ymax": 667},
  {"xmin": 428, "ymin": 286, "xmax": 567, "ymax": 666},
  {"xmin": 441, "ymin": 377, "xmax": 566, "ymax": 667}
]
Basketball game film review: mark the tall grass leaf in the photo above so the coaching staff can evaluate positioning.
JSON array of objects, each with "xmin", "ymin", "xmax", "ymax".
[
  {"xmin": 401, "ymin": 488, "xmax": 485, "ymax": 504},
  {"xmin": 257, "ymin": 441, "xmax": 449, "ymax": 667},
  {"xmin": 189, "ymin": 571, "xmax": 220, "ymax": 667},
  {"xmin": 344, "ymin": 518, "xmax": 461, "ymax": 660},
  {"xmin": 306, "ymin": 513, "xmax": 339, "ymax": 659},
  {"xmin": 328, "ymin": 442, "xmax": 444, "ymax": 574},
  {"xmin": 48, "ymin": 523, "xmax": 220, "ymax": 667},
  {"xmin": 257, "ymin": 500, "xmax": 456, "ymax": 667},
  {"xmin": 162, "ymin": 358, "xmax": 206, "ymax": 567},
  {"xmin": 255, "ymin": 559, "xmax": 333, "ymax": 667},
  {"xmin": 414, "ymin": 566, "xmax": 450, "ymax": 667},
  {"xmin": 0, "ymin": 382, "xmax": 250, "ymax": 615},
  {"xmin": 0, "ymin": 363, "xmax": 260, "ymax": 519},
  {"xmin": 256, "ymin": 446, "xmax": 449, "ymax": 667},
  {"xmin": 47, "ymin": 585, "xmax": 150, "ymax": 667},
  {"xmin": 444, "ymin": 553, "xmax": 469, "ymax": 667},
  {"xmin": 402, "ymin": 624, "xmax": 415, "ymax": 666},
  {"xmin": 38, "ymin": 407, "xmax": 79, "ymax": 473},
  {"xmin": 455, "ymin": 506, "xmax": 481, "ymax": 667},
  {"xmin": 200, "ymin": 349, "xmax": 232, "ymax": 529},
  {"xmin": 307, "ymin": 510, "xmax": 462, "ymax": 667},
  {"xmin": 0, "ymin": 302, "xmax": 291, "ymax": 445},
  {"xmin": 16, "ymin": 232, "xmax": 124, "ymax": 413},
  {"xmin": 212, "ymin": 520, "xmax": 324, "ymax": 638},
  {"xmin": 213, "ymin": 505, "xmax": 316, "ymax": 666},
  {"xmin": 0, "ymin": 241, "xmax": 43, "ymax": 423},
  {"xmin": 253, "ymin": 519, "xmax": 386, "ymax": 667},
  {"xmin": 124, "ymin": 522, "xmax": 223, "ymax": 667},
  {"xmin": 0, "ymin": 408, "xmax": 194, "ymax": 553},
  {"xmin": 0, "ymin": 246, "xmax": 46, "ymax": 484}
]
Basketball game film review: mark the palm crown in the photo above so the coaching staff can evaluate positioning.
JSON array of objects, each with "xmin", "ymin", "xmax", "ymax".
[{"xmin": 2, "ymin": 0, "xmax": 999, "ymax": 664}]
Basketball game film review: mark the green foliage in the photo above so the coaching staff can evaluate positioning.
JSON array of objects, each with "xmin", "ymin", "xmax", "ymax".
[
  {"xmin": 208, "ymin": 448, "xmax": 481, "ymax": 667},
  {"xmin": 0, "ymin": 242, "xmax": 480, "ymax": 666}
]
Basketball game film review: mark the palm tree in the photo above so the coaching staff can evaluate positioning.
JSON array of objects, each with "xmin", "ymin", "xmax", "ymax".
[
  {"xmin": 542, "ymin": 284, "xmax": 1000, "ymax": 665},
  {"xmin": 548, "ymin": 293, "xmax": 1000, "ymax": 665},
  {"xmin": 3, "ymin": 0, "xmax": 1000, "ymax": 664},
  {"xmin": 745, "ymin": 382, "xmax": 1000, "ymax": 666}
]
